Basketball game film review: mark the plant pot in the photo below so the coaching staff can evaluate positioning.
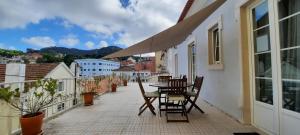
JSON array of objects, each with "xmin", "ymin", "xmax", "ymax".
[
  {"xmin": 20, "ymin": 112, "xmax": 44, "ymax": 135},
  {"xmin": 123, "ymin": 80, "xmax": 128, "ymax": 86},
  {"xmin": 83, "ymin": 92, "xmax": 94, "ymax": 106},
  {"xmin": 111, "ymin": 83, "xmax": 117, "ymax": 92}
]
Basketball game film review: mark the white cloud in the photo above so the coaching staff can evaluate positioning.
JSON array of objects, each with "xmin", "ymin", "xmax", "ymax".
[
  {"xmin": 0, "ymin": 43, "xmax": 17, "ymax": 50},
  {"xmin": 99, "ymin": 40, "xmax": 108, "ymax": 48},
  {"xmin": 8, "ymin": 46, "xmax": 16, "ymax": 50},
  {"xmin": 0, "ymin": 0, "xmax": 187, "ymax": 47},
  {"xmin": 59, "ymin": 34, "xmax": 79, "ymax": 47},
  {"xmin": 22, "ymin": 36, "xmax": 56, "ymax": 47},
  {"xmin": 85, "ymin": 41, "xmax": 95, "ymax": 49},
  {"xmin": 60, "ymin": 20, "xmax": 73, "ymax": 29}
]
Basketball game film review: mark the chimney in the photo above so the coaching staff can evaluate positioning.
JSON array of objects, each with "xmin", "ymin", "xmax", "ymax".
[{"xmin": 5, "ymin": 63, "xmax": 26, "ymax": 83}]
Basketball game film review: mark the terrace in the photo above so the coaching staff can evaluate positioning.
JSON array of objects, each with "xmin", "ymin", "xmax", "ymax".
[{"xmin": 42, "ymin": 82, "xmax": 264, "ymax": 135}]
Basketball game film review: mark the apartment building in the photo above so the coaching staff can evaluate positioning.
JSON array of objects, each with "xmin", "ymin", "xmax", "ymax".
[{"xmin": 71, "ymin": 59, "xmax": 120, "ymax": 77}]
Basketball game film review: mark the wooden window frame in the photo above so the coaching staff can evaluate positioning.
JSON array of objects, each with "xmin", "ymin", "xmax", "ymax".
[{"xmin": 207, "ymin": 16, "xmax": 224, "ymax": 70}]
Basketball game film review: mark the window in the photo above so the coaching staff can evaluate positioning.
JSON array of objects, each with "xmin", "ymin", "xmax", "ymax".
[
  {"xmin": 84, "ymin": 63, "xmax": 86, "ymax": 65},
  {"xmin": 57, "ymin": 103, "xmax": 65, "ymax": 112},
  {"xmin": 251, "ymin": 1, "xmax": 273, "ymax": 105},
  {"xmin": 278, "ymin": 0, "xmax": 300, "ymax": 112},
  {"xmin": 99, "ymin": 69, "xmax": 102, "ymax": 71},
  {"xmin": 188, "ymin": 44, "xmax": 196, "ymax": 81},
  {"xmin": 99, "ymin": 63, "xmax": 102, "ymax": 65},
  {"xmin": 212, "ymin": 28, "xmax": 220, "ymax": 63},
  {"xmin": 84, "ymin": 69, "xmax": 86, "ymax": 71},
  {"xmin": 92, "ymin": 69, "xmax": 96, "ymax": 71},
  {"xmin": 208, "ymin": 17, "xmax": 223, "ymax": 70},
  {"xmin": 92, "ymin": 63, "xmax": 96, "ymax": 65},
  {"xmin": 58, "ymin": 82, "xmax": 64, "ymax": 91}
]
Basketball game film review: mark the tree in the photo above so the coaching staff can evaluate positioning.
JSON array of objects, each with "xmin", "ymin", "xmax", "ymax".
[
  {"xmin": 63, "ymin": 54, "xmax": 83, "ymax": 66},
  {"xmin": 36, "ymin": 53, "xmax": 63, "ymax": 63}
]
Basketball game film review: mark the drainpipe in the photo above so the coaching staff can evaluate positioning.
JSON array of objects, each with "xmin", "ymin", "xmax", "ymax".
[{"xmin": 73, "ymin": 62, "xmax": 78, "ymax": 105}]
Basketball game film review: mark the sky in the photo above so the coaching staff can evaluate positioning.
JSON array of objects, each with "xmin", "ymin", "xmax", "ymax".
[{"xmin": 0, "ymin": 0, "xmax": 187, "ymax": 52}]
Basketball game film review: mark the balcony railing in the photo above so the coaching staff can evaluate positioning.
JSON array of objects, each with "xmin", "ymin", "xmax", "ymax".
[{"xmin": 0, "ymin": 77, "xmax": 85, "ymax": 135}]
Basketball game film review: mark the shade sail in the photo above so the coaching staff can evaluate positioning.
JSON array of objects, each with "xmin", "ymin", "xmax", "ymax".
[{"xmin": 104, "ymin": 0, "xmax": 226, "ymax": 58}]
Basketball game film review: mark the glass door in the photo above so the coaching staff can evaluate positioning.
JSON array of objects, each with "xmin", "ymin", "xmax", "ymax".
[
  {"xmin": 277, "ymin": 0, "xmax": 300, "ymax": 134},
  {"xmin": 250, "ymin": 1, "xmax": 277, "ymax": 133}
]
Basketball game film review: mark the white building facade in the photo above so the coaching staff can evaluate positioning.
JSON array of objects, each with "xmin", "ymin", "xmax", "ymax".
[
  {"xmin": 0, "ymin": 63, "xmax": 78, "ymax": 134},
  {"xmin": 112, "ymin": 66, "xmax": 151, "ymax": 82},
  {"xmin": 165, "ymin": 0, "xmax": 300, "ymax": 135},
  {"xmin": 74, "ymin": 59, "xmax": 120, "ymax": 77}
]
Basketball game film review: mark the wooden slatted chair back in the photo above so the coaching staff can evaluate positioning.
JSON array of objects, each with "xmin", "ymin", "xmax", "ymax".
[
  {"xmin": 137, "ymin": 76, "xmax": 146, "ymax": 96},
  {"xmin": 168, "ymin": 78, "xmax": 187, "ymax": 95},
  {"xmin": 194, "ymin": 76, "xmax": 204, "ymax": 91},
  {"xmin": 158, "ymin": 76, "xmax": 172, "ymax": 83}
]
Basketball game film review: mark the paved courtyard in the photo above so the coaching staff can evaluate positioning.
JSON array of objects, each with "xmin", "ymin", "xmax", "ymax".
[{"xmin": 44, "ymin": 83, "xmax": 264, "ymax": 135}]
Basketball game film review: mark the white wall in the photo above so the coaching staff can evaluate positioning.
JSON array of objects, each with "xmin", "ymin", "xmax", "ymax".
[
  {"xmin": 5, "ymin": 64, "xmax": 25, "ymax": 83},
  {"xmin": 45, "ymin": 63, "xmax": 76, "ymax": 117},
  {"xmin": 185, "ymin": 0, "xmax": 213, "ymax": 18},
  {"xmin": 113, "ymin": 70, "xmax": 151, "ymax": 81},
  {"xmin": 168, "ymin": 0, "xmax": 244, "ymax": 121}
]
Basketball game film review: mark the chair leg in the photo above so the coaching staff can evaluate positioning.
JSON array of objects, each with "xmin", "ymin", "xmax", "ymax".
[
  {"xmin": 187, "ymin": 98, "xmax": 204, "ymax": 113},
  {"xmin": 159, "ymin": 94, "xmax": 162, "ymax": 116},
  {"xmin": 166, "ymin": 98, "xmax": 168, "ymax": 122},
  {"xmin": 182, "ymin": 101, "xmax": 189, "ymax": 122},
  {"xmin": 166, "ymin": 100, "xmax": 189, "ymax": 122},
  {"xmin": 139, "ymin": 97, "xmax": 156, "ymax": 111},
  {"xmin": 138, "ymin": 97, "xmax": 157, "ymax": 116}
]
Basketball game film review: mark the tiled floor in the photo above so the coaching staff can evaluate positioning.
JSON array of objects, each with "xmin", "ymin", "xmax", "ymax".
[{"xmin": 44, "ymin": 83, "xmax": 264, "ymax": 135}]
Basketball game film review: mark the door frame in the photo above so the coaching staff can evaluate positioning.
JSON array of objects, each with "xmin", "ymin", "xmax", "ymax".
[{"xmin": 246, "ymin": 0, "xmax": 280, "ymax": 134}]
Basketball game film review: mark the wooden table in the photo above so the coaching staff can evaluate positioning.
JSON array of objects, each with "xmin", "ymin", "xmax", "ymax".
[
  {"xmin": 149, "ymin": 82, "xmax": 193, "ymax": 89},
  {"xmin": 149, "ymin": 82, "xmax": 193, "ymax": 116}
]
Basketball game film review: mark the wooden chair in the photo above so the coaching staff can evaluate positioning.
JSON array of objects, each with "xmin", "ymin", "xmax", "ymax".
[
  {"xmin": 185, "ymin": 76, "xmax": 204, "ymax": 113},
  {"xmin": 157, "ymin": 75, "xmax": 172, "ymax": 116},
  {"xmin": 137, "ymin": 76, "xmax": 159, "ymax": 116},
  {"xmin": 158, "ymin": 75, "xmax": 172, "ymax": 82},
  {"xmin": 166, "ymin": 78, "xmax": 189, "ymax": 122}
]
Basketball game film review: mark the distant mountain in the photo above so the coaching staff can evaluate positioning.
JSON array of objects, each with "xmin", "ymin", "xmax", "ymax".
[
  {"xmin": 0, "ymin": 48, "xmax": 24, "ymax": 57},
  {"xmin": 32, "ymin": 46, "xmax": 122, "ymax": 58}
]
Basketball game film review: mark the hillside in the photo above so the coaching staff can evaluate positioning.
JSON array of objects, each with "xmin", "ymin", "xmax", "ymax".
[
  {"xmin": 0, "ymin": 48, "xmax": 24, "ymax": 57},
  {"xmin": 38, "ymin": 46, "xmax": 122, "ymax": 58}
]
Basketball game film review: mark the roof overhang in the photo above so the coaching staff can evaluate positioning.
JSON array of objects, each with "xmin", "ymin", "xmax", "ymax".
[{"xmin": 104, "ymin": 0, "xmax": 226, "ymax": 59}]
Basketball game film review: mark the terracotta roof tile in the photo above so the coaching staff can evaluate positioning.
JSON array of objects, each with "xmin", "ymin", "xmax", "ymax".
[
  {"xmin": 25, "ymin": 63, "xmax": 59, "ymax": 81},
  {"xmin": 0, "ymin": 64, "xmax": 6, "ymax": 82},
  {"xmin": 113, "ymin": 66, "xmax": 135, "ymax": 72}
]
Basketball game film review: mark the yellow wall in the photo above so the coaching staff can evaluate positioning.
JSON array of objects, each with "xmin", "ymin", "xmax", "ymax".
[
  {"xmin": 155, "ymin": 51, "xmax": 163, "ymax": 73},
  {"xmin": 0, "ymin": 101, "xmax": 20, "ymax": 135}
]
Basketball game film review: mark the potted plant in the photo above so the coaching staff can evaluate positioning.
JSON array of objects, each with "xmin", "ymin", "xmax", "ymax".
[
  {"xmin": 122, "ymin": 74, "xmax": 131, "ymax": 86},
  {"xmin": 109, "ymin": 73, "xmax": 117, "ymax": 92},
  {"xmin": 80, "ymin": 79, "xmax": 97, "ymax": 106},
  {"xmin": 121, "ymin": 73, "xmax": 127, "ymax": 86},
  {"xmin": 0, "ymin": 79, "xmax": 58, "ymax": 135}
]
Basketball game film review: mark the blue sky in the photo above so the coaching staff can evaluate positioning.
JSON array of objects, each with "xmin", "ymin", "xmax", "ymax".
[
  {"xmin": 0, "ymin": 18, "xmax": 125, "ymax": 51},
  {"xmin": 0, "ymin": 0, "xmax": 186, "ymax": 52}
]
